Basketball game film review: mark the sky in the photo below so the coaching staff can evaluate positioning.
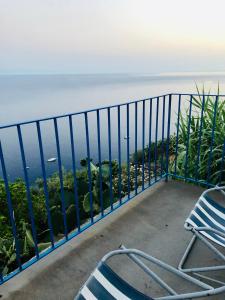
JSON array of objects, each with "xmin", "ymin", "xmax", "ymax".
[{"xmin": 1, "ymin": 0, "xmax": 225, "ymax": 74}]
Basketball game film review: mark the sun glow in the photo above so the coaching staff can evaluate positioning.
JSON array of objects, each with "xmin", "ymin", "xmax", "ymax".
[{"xmin": 1, "ymin": 0, "xmax": 225, "ymax": 73}]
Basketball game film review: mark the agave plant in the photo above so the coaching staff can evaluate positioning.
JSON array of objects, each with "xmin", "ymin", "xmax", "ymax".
[{"xmin": 170, "ymin": 86, "xmax": 225, "ymax": 184}]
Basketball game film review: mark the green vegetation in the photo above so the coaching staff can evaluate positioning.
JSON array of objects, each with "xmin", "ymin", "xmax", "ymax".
[
  {"xmin": 0, "ymin": 154, "xmax": 161, "ymax": 276},
  {"xmin": 169, "ymin": 88, "xmax": 225, "ymax": 184}
]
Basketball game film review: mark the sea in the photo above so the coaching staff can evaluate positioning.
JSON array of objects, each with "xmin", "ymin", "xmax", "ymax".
[{"xmin": 0, "ymin": 72, "xmax": 225, "ymax": 181}]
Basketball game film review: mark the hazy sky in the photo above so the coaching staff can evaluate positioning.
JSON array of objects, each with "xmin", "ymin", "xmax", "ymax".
[{"xmin": 1, "ymin": 0, "xmax": 225, "ymax": 74}]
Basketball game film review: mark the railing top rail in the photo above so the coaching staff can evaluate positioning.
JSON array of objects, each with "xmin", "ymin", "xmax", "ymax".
[
  {"xmin": 171, "ymin": 93, "xmax": 225, "ymax": 97},
  {"xmin": 0, "ymin": 93, "xmax": 169, "ymax": 129},
  {"xmin": 0, "ymin": 92, "xmax": 224, "ymax": 129}
]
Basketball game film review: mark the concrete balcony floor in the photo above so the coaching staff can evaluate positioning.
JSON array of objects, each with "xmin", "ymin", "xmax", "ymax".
[{"xmin": 1, "ymin": 180, "xmax": 225, "ymax": 300}]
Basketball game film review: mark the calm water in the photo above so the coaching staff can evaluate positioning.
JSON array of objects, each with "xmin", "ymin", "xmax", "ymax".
[{"xmin": 1, "ymin": 73, "xmax": 225, "ymax": 181}]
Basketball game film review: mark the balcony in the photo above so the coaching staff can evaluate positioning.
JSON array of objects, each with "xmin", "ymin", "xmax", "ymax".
[
  {"xmin": 0, "ymin": 93, "xmax": 225, "ymax": 299},
  {"xmin": 0, "ymin": 181, "xmax": 224, "ymax": 299}
]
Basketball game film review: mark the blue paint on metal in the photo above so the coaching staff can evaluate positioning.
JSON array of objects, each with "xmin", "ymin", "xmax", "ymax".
[
  {"xmin": 154, "ymin": 98, "xmax": 159, "ymax": 181},
  {"xmin": 207, "ymin": 96, "xmax": 219, "ymax": 184},
  {"xmin": 0, "ymin": 95, "xmax": 170, "ymax": 130},
  {"xmin": 1, "ymin": 92, "xmax": 224, "ymax": 285},
  {"xmin": 53, "ymin": 118, "xmax": 68, "ymax": 239},
  {"xmin": 165, "ymin": 95, "xmax": 172, "ymax": 178},
  {"xmin": 148, "ymin": 99, "xmax": 152, "ymax": 185},
  {"xmin": 69, "ymin": 116, "xmax": 81, "ymax": 232},
  {"xmin": 117, "ymin": 105, "xmax": 122, "ymax": 204},
  {"xmin": 135, "ymin": 102, "xmax": 138, "ymax": 195},
  {"xmin": 96, "ymin": 110, "xmax": 104, "ymax": 216},
  {"xmin": 127, "ymin": 104, "xmax": 131, "ymax": 198},
  {"xmin": 17, "ymin": 125, "xmax": 39, "ymax": 257},
  {"xmin": 2, "ymin": 93, "xmax": 225, "ymax": 130},
  {"xmin": 219, "ymin": 139, "xmax": 225, "ymax": 185},
  {"xmin": 195, "ymin": 95, "xmax": 205, "ymax": 181},
  {"xmin": 0, "ymin": 141, "xmax": 22, "ymax": 270},
  {"xmin": 184, "ymin": 95, "xmax": 193, "ymax": 179},
  {"xmin": 107, "ymin": 107, "xmax": 113, "ymax": 210},
  {"xmin": 1, "ymin": 175, "xmax": 166, "ymax": 285},
  {"xmin": 160, "ymin": 96, "xmax": 166, "ymax": 178},
  {"xmin": 167, "ymin": 173, "xmax": 215, "ymax": 188},
  {"xmin": 174, "ymin": 95, "xmax": 181, "ymax": 175},
  {"xmin": 142, "ymin": 100, "xmax": 145, "ymax": 190},
  {"xmin": 36, "ymin": 121, "xmax": 55, "ymax": 246},
  {"xmin": 84, "ymin": 112, "xmax": 94, "ymax": 223}
]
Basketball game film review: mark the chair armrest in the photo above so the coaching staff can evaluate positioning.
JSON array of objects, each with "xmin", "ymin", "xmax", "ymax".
[
  {"xmin": 216, "ymin": 185, "xmax": 225, "ymax": 197},
  {"xmin": 202, "ymin": 185, "xmax": 225, "ymax": 198},
  {"xmin": 193, "ymin": 226, "xmax": 225, "ymax": 238},
  {"xmin": 101, "ymin": 247, "xmax": 213, "ymax": 292}
]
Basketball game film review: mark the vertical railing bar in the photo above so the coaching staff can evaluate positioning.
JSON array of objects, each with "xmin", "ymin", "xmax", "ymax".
[
  {"xmin": 0, "ymin": 141, "xmax": 22, "ymax": 271},
  {"xmin": 96, "ymin": 110, "xmax": 104, "ymax": 216},
  {"xmin": 117, "ymin": 106, "xmax": 122, "ymax": 204},
  {"xmin": 219, "ymin": 139, "xmax": 225, "ymax": 185},
  {"xmin": 160, "ymin": 96, "xmax": 166, "ymax": 177},
  {"xmin": 68, "ymin": 116, "xmax": 81, "ymax": 232},
  {"xmin": 84, "ymin": 112, "xmax": 94, "ymax": 223},
  {"xmin": 107, "ymin": 108, "xmax": 113, "ymax": 210},
  {"xmin": 154, "ymin": 97, "xmax": 159, "ymax": 182},
  {"xmin": 207, "ymin": 95, "xmax": 219, "ymax": 184},
  {"xmin": 148, "ymin": 99, "xmax": 152, "ymax": 185},
  {"xmin": 184, "ymin": 95, "xmax": 193, "ymax": 180},
  {"xmin": 53, "ymin": 118, "xmax": 68, "ymax": 239},
  {"xmin": 17, "ymin": 125, "xmax": 39, "ymax": 257},
  {"xmin": 127, "ymin": 104, "xmax": 131, "ymax": 198},
  {"xmin": 165, "ymin": 95, "xmax": 172, "ymax": 179},
  {"xmin": 142, "ymin": 100, "xmax": 145, "ymax": 190},
  {"xmin": 36, "ymin": 121, "xmax": 54, "ymax": 246},
  {"xmin": 134, "ymin": 102, "xmax": 138, "ymax": 195},
  {"xmin": 174, "ymin": 94, "xmax": 181, "ymax": 175},
  {"xmin": 195, "ymin": 95, "xmax": 205, "ymax": 181}
]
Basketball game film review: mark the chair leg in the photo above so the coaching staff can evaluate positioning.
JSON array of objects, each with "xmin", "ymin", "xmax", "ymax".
[
  {"xmin": 178, "ymin": 235, "xmax": 197, "ymax": 271},
  {"xmin": 179, "ymin": 231, "xmax": 225, "ymax": 285},
  {"xmin": 195, "ymin": 230, "xmax": 225, "ymax": 261}
]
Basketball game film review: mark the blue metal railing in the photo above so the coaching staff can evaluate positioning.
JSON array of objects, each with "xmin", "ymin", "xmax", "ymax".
[{"xmin": 0, "ymin": 93, "xmax": 225, "ymax": 284}]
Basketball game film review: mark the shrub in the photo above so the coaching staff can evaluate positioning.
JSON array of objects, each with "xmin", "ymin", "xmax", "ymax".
[{"xmin": 169, "ymin": 89, "xmax": 225, "ymax": 184}]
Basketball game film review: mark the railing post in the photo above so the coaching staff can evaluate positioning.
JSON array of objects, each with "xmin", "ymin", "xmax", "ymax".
[
  {"xmin": 117, "ymin": 106, "xmax": 122, "ymax": 203},
  {"xmin": 195, "ymin": 94, "xmax": 205, "ymax": 181},
  {"xmin": 154, "ymin": 97, "xmax": 159, "ymax": 182},
  {"xmin": 36, "ymin": 121, "xmax": 55, "ymax": 247},
  {"xmin": 53, "ymin": 118, "xmax": 68, "ymax": 238},
  {"xmin": 69, "ymin": 116, "xmax": 81, "ymax": 232},
  {"xmin": 184, "ymin": 95, "xmax": 193, "ymax": 180},
  {"xmin": 134, "ymin": 102, "xmax": 138, "ymax": 195},
  {"xmin": 0, "ymin": 141, "xmax": 22, "ymax": 273},
  {"xmin": 96, "ymin": 110, "xmax": 104, "ymax": 215},
  {"xmin": 142, "ymin": 100, "xmax": 145, "ymax": 190},
  {"xmin": 17, "ymin": 125, "xmax": 39, "ymax": 257},
  {"xmin": 107, "ymin": 107, "xmax": 113, "ymax": 210},
  {"xmin": 161, "ymin": 96, "xmax": 166, "ymax": 178},
  {"xmin": 174, "ymin": 94, "xmax": 181, "ymax": 176},
  {"xmin": 127, "ymin": 104, "xmax": 131, "ymax": 198},
  {"xmin": 219, "ymin": 139, "xmax": 225, "ymax": 185},
  {"xmin": 84, "ymin": 112, "xmax": 94, "ymax": 223},
  {"xmin": 207, "ymin": 95, "xmax": 219, "ymax": 185},
  {"xmin": 165, "ymin": 94, "xmax": 172, "ymax": 182},
  {"xmin": 148, "ymin": 99, "xmax": 152, "ymax": 186}
]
